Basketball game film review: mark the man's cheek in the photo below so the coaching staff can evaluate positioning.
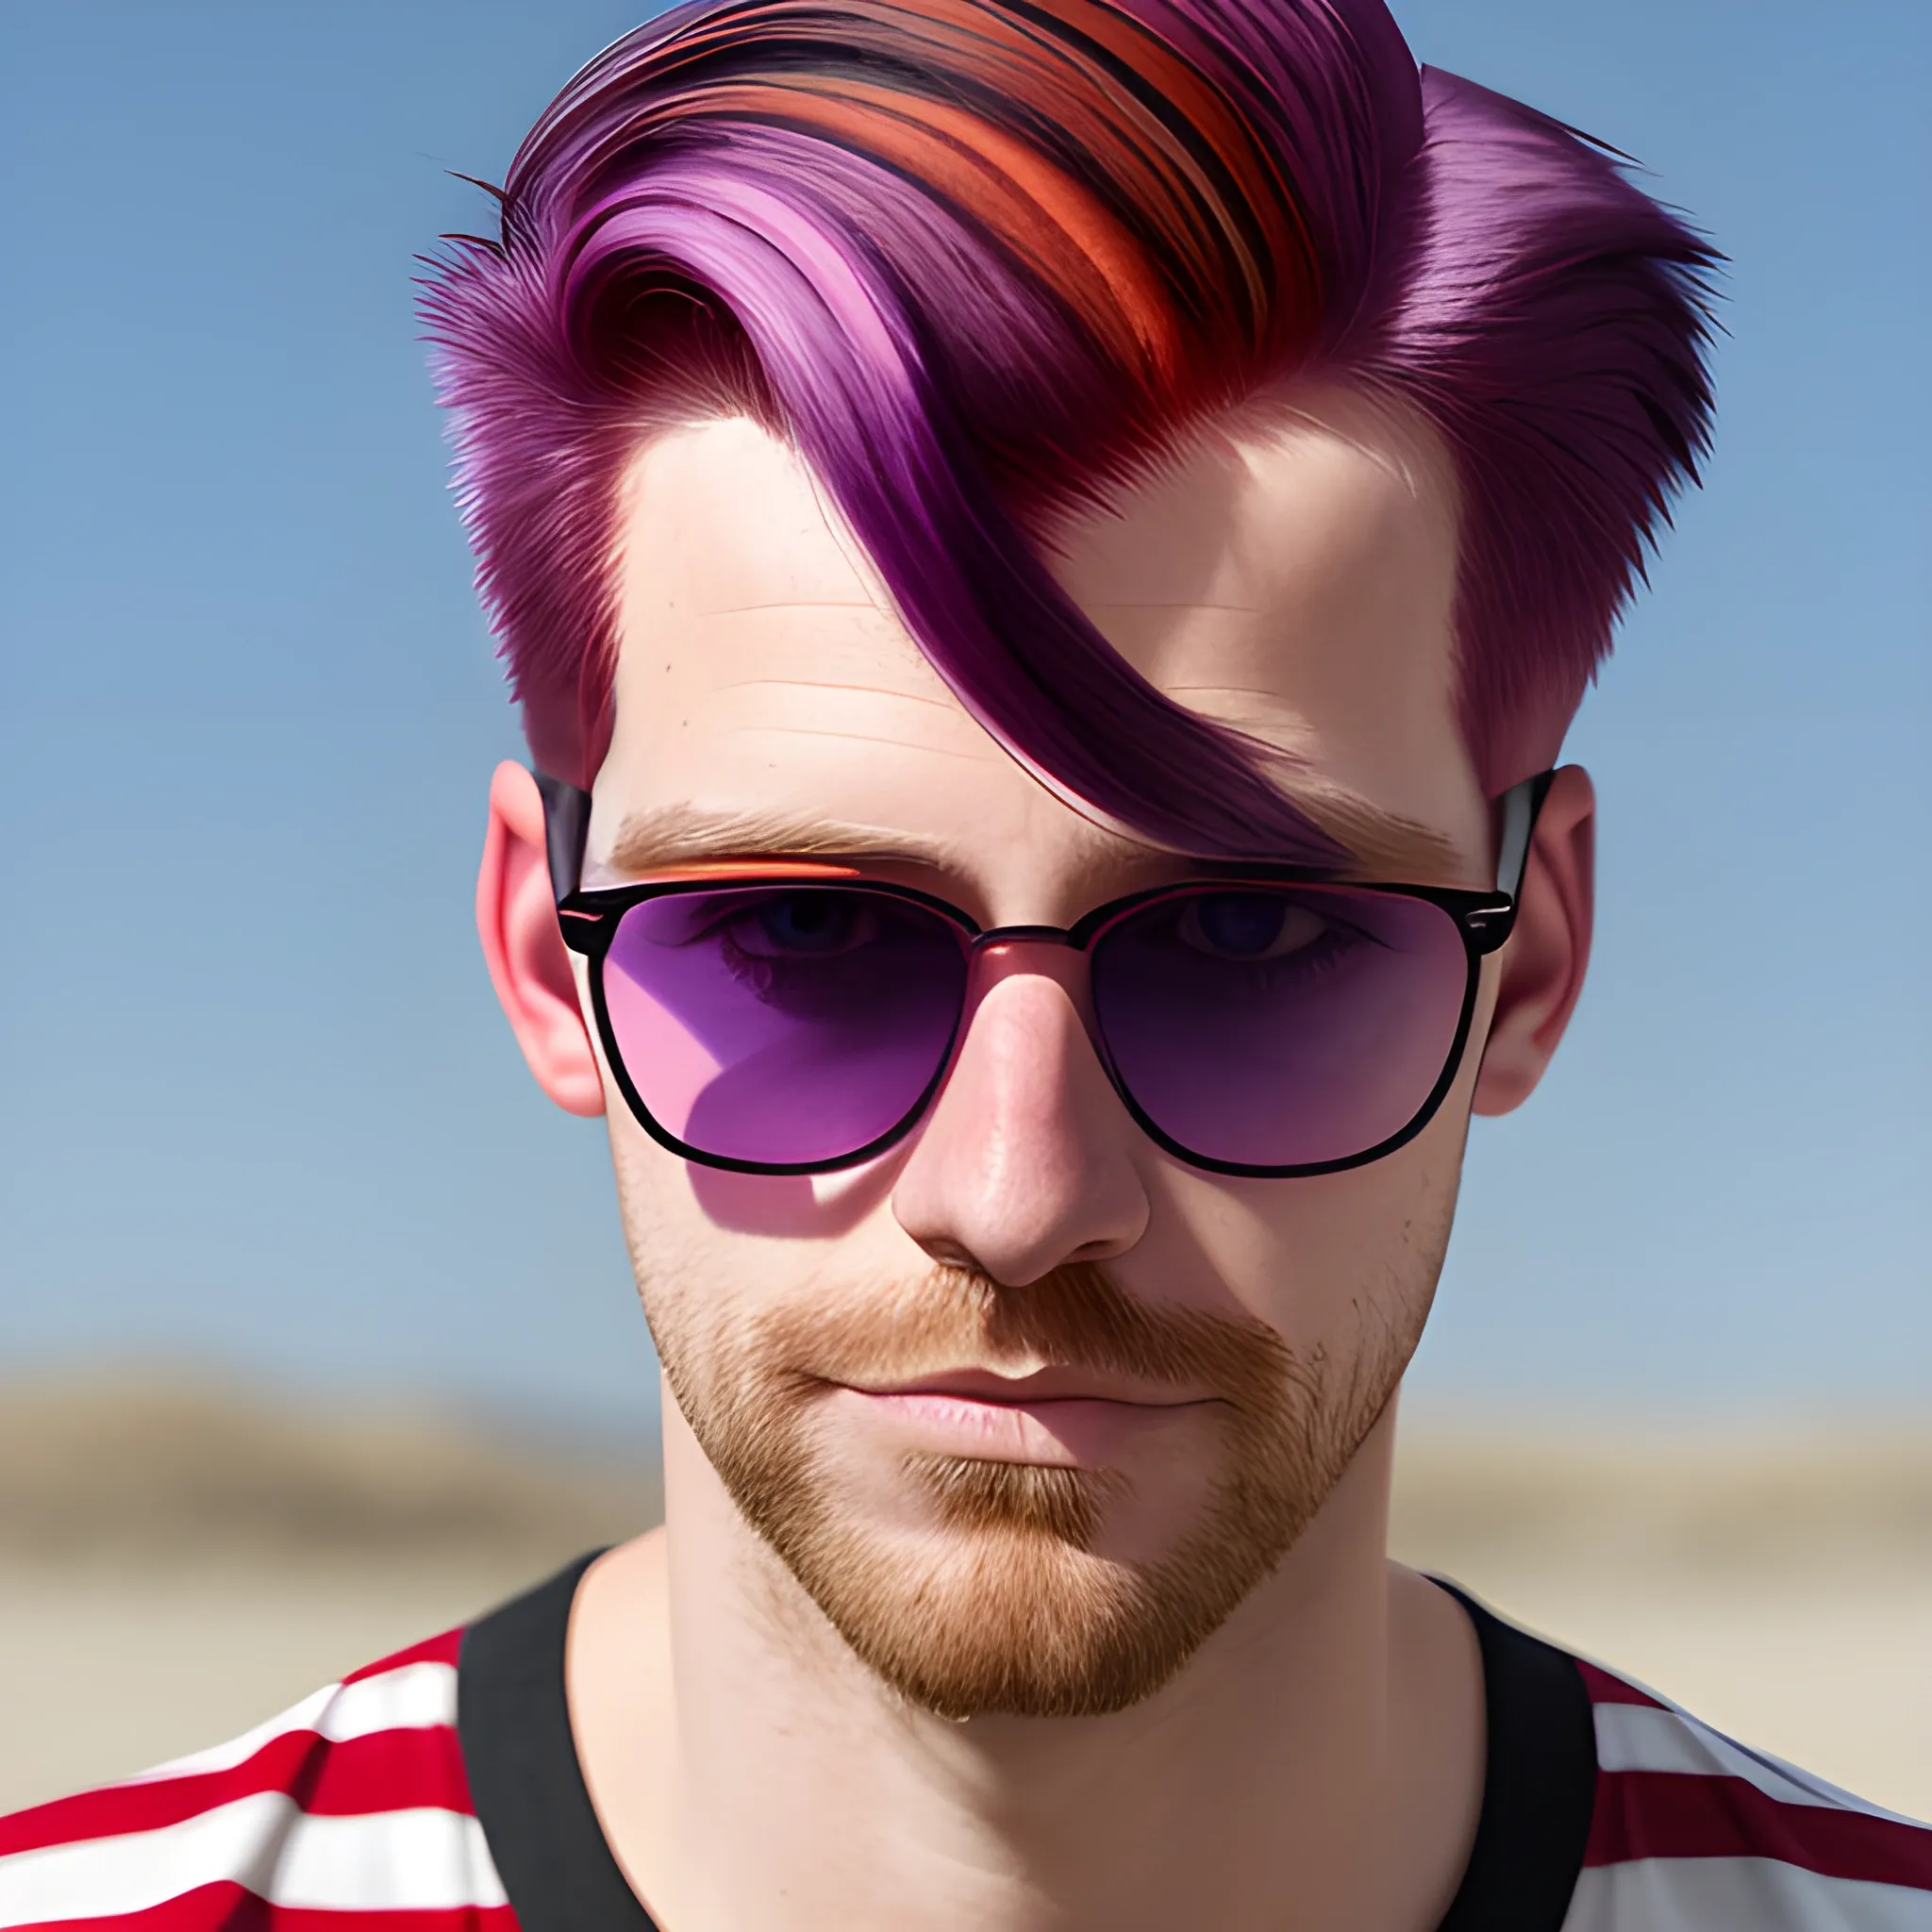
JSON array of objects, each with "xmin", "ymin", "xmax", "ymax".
[{"xmin": 611, "ymin": 1138, "xmax": 728, "ymax": 1296}]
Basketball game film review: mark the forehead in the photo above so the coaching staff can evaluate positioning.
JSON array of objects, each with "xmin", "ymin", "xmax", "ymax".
[{"xmin": 597, "ymin": 396, "xmax": 1484, "ymax": 897}]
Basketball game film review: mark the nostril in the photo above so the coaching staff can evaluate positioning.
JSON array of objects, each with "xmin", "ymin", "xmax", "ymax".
[
  {"xmin": 1069, "ymin": 1235, "xmax": 1127, "ymax": 1262},
  {"xmin": 914, "ymin": 1235, "xmax": 982, "ymax": 1272}
]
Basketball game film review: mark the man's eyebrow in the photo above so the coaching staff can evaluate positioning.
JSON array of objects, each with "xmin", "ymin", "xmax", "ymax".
[
  {"xmin": 1287, "ymin": 787, "xmax": 1467, "ymax": 884},
  {"xmin": 608, "ymin": 785, "xmax": 1466, "ymax": 885},
  {"xmin": 606, "ymin": 804, "xmax": 960, "ymax": 876},
  {"xmin": 1136, "ymin": 682, "xmax": 1472, "ymax": 881}
]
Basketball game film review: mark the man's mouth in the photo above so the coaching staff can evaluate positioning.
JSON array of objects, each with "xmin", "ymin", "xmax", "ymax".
[{"xmin": 825, "ymin": 1367, "xmax": 1219, "ymax": 1465}]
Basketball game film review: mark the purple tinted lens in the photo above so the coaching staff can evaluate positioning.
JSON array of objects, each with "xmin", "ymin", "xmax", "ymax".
[
  {"xmin": 601, "ymin": 885, "xmax": 968, "ymax": 1167},
  {"xmin": 1091, "ymin": 885, "xmax": 1471, "ymax": 1169}
]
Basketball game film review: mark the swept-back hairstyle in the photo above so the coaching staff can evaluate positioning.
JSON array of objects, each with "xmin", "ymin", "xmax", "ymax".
[{"xmin": 422, "ymin": 0, "xmax": 1716, "ymax": 863}]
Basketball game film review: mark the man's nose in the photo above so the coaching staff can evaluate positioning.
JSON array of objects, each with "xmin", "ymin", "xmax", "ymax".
[{"xmin": 891, "ymin": 959, "xmax": 1150, "ymax": 1286}]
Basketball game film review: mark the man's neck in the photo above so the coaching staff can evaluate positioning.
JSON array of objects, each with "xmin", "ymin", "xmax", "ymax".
[{"xmin": 567, "ymin": 1396, "xmax": 1484, "ymax": 1932}]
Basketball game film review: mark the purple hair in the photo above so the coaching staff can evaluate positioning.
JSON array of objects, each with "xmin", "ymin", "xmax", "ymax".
[{"xmin": 421, "ymin": 0, "xmax": 1716, "ymax": 862}]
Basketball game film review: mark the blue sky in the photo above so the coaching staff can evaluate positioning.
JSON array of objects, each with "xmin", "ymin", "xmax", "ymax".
[{"xmin": 1, "ymin": 0, "xmax": 1925, "ymax": 1424}]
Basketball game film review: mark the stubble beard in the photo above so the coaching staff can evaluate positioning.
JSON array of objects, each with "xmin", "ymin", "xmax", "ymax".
[{"xmin": 647, "ymin": 1257, "xmax": 1426, "ymax": 1722}]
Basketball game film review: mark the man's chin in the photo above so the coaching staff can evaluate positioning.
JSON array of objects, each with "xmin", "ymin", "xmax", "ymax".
[
  {"xmin": 777, "ymin": 1505, "xmax": 1221, "ymax": 1720},
  {"xmin": 727, "ymin": 1451, "xmax": 1301, "ymax": 1721}
]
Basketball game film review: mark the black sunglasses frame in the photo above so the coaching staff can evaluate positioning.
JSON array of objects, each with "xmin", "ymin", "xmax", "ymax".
[{"xmin": 537, "ymin": 770, "xmax": 1555, "ymax": 1181}]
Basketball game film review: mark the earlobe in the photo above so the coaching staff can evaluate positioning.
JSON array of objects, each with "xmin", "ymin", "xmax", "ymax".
[
  {"xmin": 1471, "ymin": 763, "xmax": 1596, "ymax": 1118},
  {"xmin": 477, "ymin": 760, "xmax": 608, "ymax": 1118}
]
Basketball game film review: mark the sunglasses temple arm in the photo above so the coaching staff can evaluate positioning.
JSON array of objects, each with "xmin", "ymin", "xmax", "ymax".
[
  {"xmin": 533, "ymin": 770, "xmax": 592, "ymax": 905},
  {"xmin": 1492, "ymin": 769, "xmax": 1557, "ymax": 900}
]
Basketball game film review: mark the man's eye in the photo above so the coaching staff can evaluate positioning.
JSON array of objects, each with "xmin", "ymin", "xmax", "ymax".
[
  {"xmin": 729, "ymin": 893, "xmax": 881, "ymax": 958},
  {"xmin": 1177, "ymin": 893, "xmax": 1329, "ymax": 961}
]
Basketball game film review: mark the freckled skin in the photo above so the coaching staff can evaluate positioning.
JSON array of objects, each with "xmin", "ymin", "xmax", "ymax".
[{"xmin": 477, "ymin": 391, "xmax": 1597, "ymax": 1932}]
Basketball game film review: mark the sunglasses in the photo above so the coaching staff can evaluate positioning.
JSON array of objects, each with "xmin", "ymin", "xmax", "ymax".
[{"xmin": 538, "ymin": 771, "xmax": 1552, "ymax": 1179}]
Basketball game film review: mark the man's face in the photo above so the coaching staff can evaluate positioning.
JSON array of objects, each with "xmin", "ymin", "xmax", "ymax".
[{"xmin": 585, "ymin": 393, "xmax": 1494, "ymax": 1717}]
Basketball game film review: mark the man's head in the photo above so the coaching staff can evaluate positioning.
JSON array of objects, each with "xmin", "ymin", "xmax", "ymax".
[{"xmin": 437, "ymin": 0, "xmax": 1713, "ymax": 1718}]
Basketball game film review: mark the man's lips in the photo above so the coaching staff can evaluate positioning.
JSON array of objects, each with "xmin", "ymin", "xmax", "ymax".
[{"xmin": 825, "ymin": 1369, "xmax": 1219, "ymax": 1466}]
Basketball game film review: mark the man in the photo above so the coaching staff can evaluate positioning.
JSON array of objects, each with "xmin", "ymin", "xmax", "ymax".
[{"xmin": 3, "ymin": 0, "xmax": 1926, "ymax": 1926}]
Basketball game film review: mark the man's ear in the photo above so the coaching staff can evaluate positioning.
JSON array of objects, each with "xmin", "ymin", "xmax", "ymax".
[
  {"xmin": 1472, "ymin": 762, "xmax": 1596, "ymax": 1118},
  {"xmin": 477, "ymin": 760, "xmax": 607, "ymax": 1118}
]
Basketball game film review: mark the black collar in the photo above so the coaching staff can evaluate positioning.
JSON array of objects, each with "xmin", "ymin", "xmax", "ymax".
[{"xmin": 458, "ymin": 1557, "xmax": 1596, "ymax": 1930}]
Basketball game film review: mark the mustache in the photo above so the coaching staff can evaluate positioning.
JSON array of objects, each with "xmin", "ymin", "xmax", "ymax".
[{"xmin": 751, "ymin": 1259, "xmax": 1313, "ymax": 1415}]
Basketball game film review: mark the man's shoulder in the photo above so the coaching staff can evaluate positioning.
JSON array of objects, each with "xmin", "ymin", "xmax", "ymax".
[
  {"xmin": 1565, "ymin": 1653, "xmax": 1932, "ymax": 1929},
  {"xmin": 0, "ymin": 1626, "xmax": 514, "ymax": 1930}
]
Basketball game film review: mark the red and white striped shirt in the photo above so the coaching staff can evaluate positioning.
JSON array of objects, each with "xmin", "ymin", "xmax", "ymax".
[
  {"xmin": 1571, "ymin": 1658, "xmax": 1932, "ymax": 1928},
  {"xmin": 0, "ymin": 1629, "xmax": 508, "ymax": 1929},
  {"xmin": 2, "ymin": 1563, "xmax": 1926, "ymax": 1929}
]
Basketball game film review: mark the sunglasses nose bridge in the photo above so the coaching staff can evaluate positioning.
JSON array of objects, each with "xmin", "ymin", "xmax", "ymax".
[
  {"xmin": 968, "ymin": 923, "xmax": 1081, "ymax": 954},
  {"xmin": 966, "ymin": 924, "xmax": 1087, "ymax": 974},
  {"xmin": 958, "ymin": 926, "xmax": 1100, "ymax": 1040}
]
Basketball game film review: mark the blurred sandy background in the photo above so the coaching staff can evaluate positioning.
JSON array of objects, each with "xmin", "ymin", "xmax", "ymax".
[{"xmin": 1, "ymin": 1371, "xmax": 1924, "ymax": 1822}]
